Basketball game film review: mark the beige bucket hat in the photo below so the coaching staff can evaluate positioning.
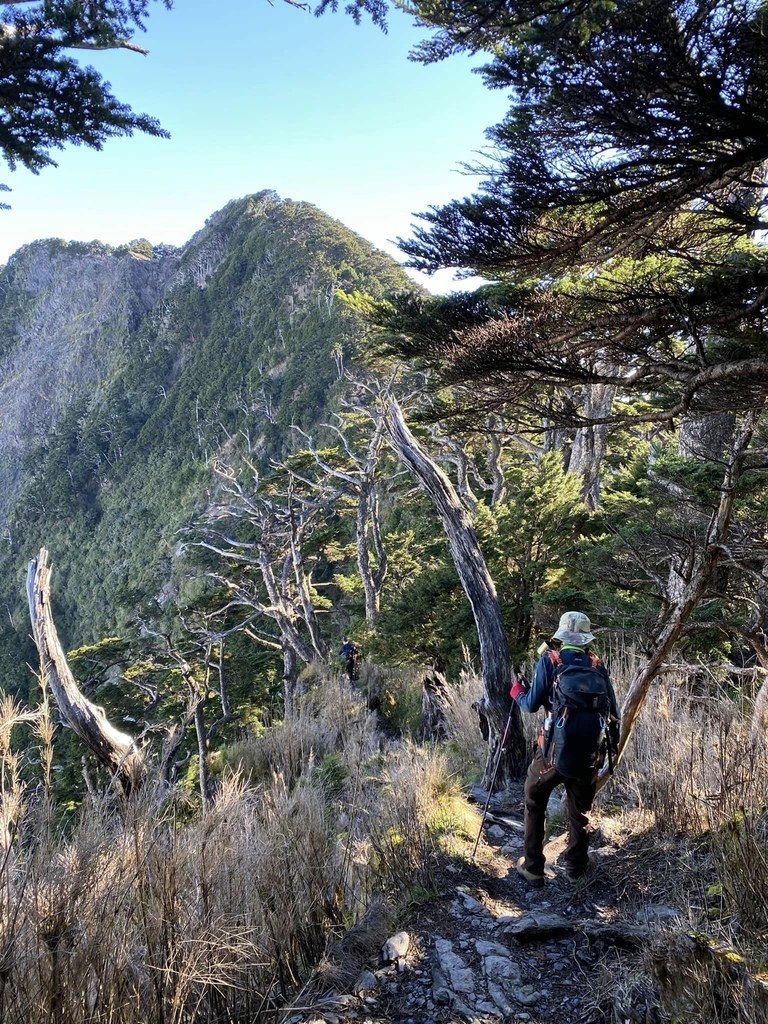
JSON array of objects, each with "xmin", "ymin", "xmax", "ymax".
[{"xmin": 552, "ymin": 610, "xmax": 595, "ymax": 647}]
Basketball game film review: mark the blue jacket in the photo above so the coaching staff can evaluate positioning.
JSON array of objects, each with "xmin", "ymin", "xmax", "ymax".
[{"xmin": 515, "ymin": 646, "xmax": 620, "ymax": 722}]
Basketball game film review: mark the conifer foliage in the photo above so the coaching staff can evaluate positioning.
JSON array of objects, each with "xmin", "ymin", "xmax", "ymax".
[
  {"xmin": 383, "ymin": 0, "xmax": 768, "ymax": 424},
  {"xmin": 352, "ymin": 0, "xmax": 768, "ymax": 757},
  {"xmin": 0, "ymin": 0, "xmax": 173, "ymax": 184}
]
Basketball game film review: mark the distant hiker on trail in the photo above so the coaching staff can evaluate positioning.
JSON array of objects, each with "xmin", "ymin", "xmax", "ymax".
[
  {"xmin": 510, "ymin": 611, "xmax": 620, "ymax": 886},
  {"xmin": 338, "ymin": 636, "xmax": 359, "ymax": 682}
]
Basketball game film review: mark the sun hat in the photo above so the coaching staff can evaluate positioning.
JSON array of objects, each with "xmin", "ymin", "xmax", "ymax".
[{"xmin": 552, "ymin": 610, "xmax": 595, "ymax": 647}]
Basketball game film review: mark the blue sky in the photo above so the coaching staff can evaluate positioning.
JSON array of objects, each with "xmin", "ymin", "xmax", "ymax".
[{"xmin": 0, "ymin": 0, "xmax": 509, "ymax": 292}]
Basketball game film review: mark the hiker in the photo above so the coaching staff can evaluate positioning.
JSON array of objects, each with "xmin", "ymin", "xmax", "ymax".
[
  {"xmin": 338, "ymin": 636, "xmax": 359, "ymax": 682},
  {"xmin": 510, "ymin": 611, "xmax": 620, "ymax": 886}
]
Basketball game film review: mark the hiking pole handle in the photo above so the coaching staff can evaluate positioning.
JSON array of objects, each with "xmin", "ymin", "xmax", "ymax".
[{"xmin": 471, "ymin": 708, "xmax": 513, "ymax": 860}]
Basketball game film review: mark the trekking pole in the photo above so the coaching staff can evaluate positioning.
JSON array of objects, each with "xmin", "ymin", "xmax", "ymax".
[{"xmin": 471, "ymin": 707, "xmax": 514, "ymax": 861}]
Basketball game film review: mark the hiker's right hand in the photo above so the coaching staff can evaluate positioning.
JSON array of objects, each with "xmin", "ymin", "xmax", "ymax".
[{"xmin": 510, "ymin": 676, "xmax": 528, "ymax": 700}]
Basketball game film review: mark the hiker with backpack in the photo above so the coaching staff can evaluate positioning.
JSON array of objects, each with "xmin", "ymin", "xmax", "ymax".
[
  {"xmin": 338, "ymin": 636, "xmax": 359, "ymax": 682},
  {"xmin": 510, "ymin": 611, "xmax": 620, "ymax": 886}
]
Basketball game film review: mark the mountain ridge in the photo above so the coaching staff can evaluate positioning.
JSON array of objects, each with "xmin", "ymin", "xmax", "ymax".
[{"xmin": 0, "ymin": 191, "xmax": 414, "ymax": 686}]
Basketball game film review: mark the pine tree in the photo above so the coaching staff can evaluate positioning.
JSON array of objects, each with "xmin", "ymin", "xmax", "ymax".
[{"xmin": 0, "ymin": 1, "xmax": 177, "ymax": 190}]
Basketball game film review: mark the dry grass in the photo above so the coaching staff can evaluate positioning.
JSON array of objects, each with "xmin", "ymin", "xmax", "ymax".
[
  {"xmin": 0, "ymin": 677, "xmax": 455, "ymax": 1024},
  {"xmin": 357, "ymin": 661, "xmax": 424, "ymax": 737},
  {"xmin": 438, "ymin": 668, "xmax": 485, "ymax": 774},
  {"xmin": 599, "ymin": 655, "xmax": 768, "ymax": 1024},
  {"xmin": 608, "ymin": 663, "xmax": 767, "ymax": 856},
  {"xmin": 218, "ymin": 680, "xmax": 381, "ymax": 788},
  {"xmin": 2, "ymin": 652, "xmax": 766, "ymax": 1023},
  {"xmin": 0, "ymin": 775, "xmax": 339, "ymax": 1023}
]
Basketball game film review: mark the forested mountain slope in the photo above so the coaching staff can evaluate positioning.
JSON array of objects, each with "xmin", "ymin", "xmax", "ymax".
[
  {"xmin": 0, "ymin": 235, "xmax": 180, "ymax": 527},
  {"xmin": 0, "ymin": 192, "xmax": 412, "ymax": 690}
]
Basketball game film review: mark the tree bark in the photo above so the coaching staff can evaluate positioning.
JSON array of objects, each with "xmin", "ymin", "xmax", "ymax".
[
  {"xmin": 26, "ymin": 548, "xmax": 144, "ymax": 793},
  {"xmin": 566, "ymin": 383, "xmax": 616, "ymax": 509},
  {"xmin": 193, "ymin": 691, "xmax": 212, "ymax": 813},
  {"xmin": 384, "ymin": 397, "xmax": 527, "ymax": 785},
  {"xmin": 283, "ymin": 643, "xmax": 298, "ymax": 717},
  {"xmin": 357, "ymin": 478, "xmax": 381, "ymax": 622},
  {"xmin": 421, "ymin": 670, "xmax": 450, "ymax": 742},
  {"xmin": 751, "ymin": 676, "xmax": 768, "ymax": 747},
  {"xmin": 159, "ymin": 720, "xmax": 189, "ymax": 788}
]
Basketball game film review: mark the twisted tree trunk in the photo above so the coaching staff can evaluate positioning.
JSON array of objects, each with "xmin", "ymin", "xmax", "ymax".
[
  {"xmin": 566, "ymin": 382, "xmax": 616, "ymax": 509},
  {"xmin": 384, "ymin": 398, "xmax": 527, "ymax": 786},
  {"xmin": 27, "ymin": 548, "xmax": 145, "ymax": 794}
]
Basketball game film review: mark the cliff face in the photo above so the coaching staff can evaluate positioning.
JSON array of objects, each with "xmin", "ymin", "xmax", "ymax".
[
  {"xmin": 0, "ymin": 239, "xmax": 181, "ymax": 528},
  {"xmin": 0, "ymin": 192, "xmax": 411, "ymax": 672}
]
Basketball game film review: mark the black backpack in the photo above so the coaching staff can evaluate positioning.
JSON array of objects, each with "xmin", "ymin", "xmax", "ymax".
[{"xmin": 541, "ymin": 651, "xmax": 613, "ymax": 781}]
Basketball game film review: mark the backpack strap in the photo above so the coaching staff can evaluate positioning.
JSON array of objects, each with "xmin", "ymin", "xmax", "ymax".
[
  {"xmin": 539, "ymin": 649, "xmax": 562, "ymax": 764},
  {"xmin": 549, "ymin": 648, "xmax": 603, "ymax": 668},
  {"xmin": 547, "ymin": 649, "xmax": 564, "ymax": 707}
]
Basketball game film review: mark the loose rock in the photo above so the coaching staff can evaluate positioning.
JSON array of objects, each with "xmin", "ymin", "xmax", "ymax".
[
  {"xmin": 382, "ymin": 931, "xmax": 411, "ymax": 963},
  {"xmin": 635, "ymin": 905, "xmax": 684, "ymax": 925},
  {"xmin": 353, "ymin": 971, "xmax": 378, "ymax": 995}
]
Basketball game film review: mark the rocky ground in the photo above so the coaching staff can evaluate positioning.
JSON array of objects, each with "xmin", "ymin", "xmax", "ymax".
[{"xmin": 289, "ymin": 783, "xmax": 690, "ymax": 1024}]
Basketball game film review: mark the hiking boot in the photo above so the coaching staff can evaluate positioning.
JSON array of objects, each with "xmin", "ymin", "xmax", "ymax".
[{"xmin": 516, "ymin": 857, "xmax": 545, "ymax": 887}]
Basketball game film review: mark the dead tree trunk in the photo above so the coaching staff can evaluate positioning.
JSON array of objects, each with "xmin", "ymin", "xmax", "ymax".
[
  {"xmin": 170, "ymin": 650, "xmax": 213, "ymax": 812},
  {"xmin": 356, "ymin": 477, "xmax": 388, "ymax": 623},
  {"xmin": 421, "ymin": 670, "xmax": 450, "ymax": 742},
  {"xmin": 608, "ymin": 410, "xmax": 760, "ymax": 776},
  {"xmin": 160, "ymin": 719, "xmax": 190, "ymax": 788},
  {"xmin": 199, "ymin": 460, "xmax": 328, "ymax": 672},
  {"xmin": 193, "ymin": 693, "xmax": 212, "ymax": 813},
  {"xmin": 26, "ymin": 548, "xmax": 145, "ymax": 794},
  {"xmin": 752, "ymin": 676, "xmax": 768, "ymax": 747},
  {"xmin": 384, "ymin": 397, "xmax": 526, "ymax": 786},
  {"xmin": 283, "ymin": 643, "xmax": 298, "ymax": 717},
  {"xmin": 292, "ymin": 417, "xmax": 389, "ymax": 627},
  {"xmin": 566, "ymin": 383, "xmax": 616, "ymax": 510}
]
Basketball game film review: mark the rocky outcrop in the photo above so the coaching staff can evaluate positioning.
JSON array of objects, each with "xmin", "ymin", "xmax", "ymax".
[{"xmin": 0, "ymin": 239, "xmax": 180, "ymax": 528}]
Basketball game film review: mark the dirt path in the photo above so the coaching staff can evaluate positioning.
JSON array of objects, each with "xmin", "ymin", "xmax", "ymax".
[{"xmin": 291, "ymin": 785, "xmax": 680, "ymax": 1024}]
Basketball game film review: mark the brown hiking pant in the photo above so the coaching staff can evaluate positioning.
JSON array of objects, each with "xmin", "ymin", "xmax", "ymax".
[{"xmin": 522, "ymin": 751, "xmax": 596, "ymax": 876}]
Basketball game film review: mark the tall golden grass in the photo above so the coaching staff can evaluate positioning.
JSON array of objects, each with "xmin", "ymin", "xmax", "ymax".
[
  {"xmin": 0, "ymin": 678, "xmax": 454, "ymax": 1024},
  {"xmin": 605, "ymin": 653, "xmax": 768, "ymax": 1024},
  {"xmin": 1, "ymin": 652, "xmax": 765, "ymax": 1023}
]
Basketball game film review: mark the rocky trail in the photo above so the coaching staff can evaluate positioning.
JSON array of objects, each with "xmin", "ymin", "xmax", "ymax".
[{"xmin": 290, "ymin": 784, "xmax": 686, "ymax": 1024}]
